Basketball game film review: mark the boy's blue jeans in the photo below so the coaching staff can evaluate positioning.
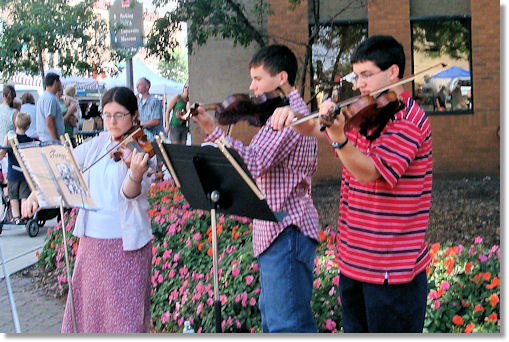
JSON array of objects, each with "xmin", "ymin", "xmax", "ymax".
[{"xmin": 257, "ymin": 225, "xmax": 317, "ymax": 333}]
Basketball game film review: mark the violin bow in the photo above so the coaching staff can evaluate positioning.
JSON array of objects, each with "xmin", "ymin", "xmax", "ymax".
[
  {"xmin": 81, "ymin": 127, "xmax": 143, "ymax": 173},
  {"xmin": 290, "ymin": 62, "xmax": 447, "ymax": 127}
]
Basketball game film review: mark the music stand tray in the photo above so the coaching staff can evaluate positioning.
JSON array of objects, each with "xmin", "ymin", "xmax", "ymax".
[{"xmin": 154, "ymin": 142, "xmax": 285, "ymax": 222}]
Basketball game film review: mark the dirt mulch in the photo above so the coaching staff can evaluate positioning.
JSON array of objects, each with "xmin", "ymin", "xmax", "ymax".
[{"xmin": 311, "ymin": 175, "xmax": 500, "ymax": 247}]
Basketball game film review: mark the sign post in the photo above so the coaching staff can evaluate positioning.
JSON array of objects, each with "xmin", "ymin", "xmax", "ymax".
[{"xmin": 109, "ymin": 0, "xmax": 144, "ymax": 90}]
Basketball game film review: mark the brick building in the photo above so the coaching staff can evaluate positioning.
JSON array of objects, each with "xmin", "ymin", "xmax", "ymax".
[{"xmin": 189, "ymin": 0, "xmax": 499, "ymax": 182}]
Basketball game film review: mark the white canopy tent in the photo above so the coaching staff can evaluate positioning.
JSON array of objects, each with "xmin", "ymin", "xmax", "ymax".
[{"xmin": 99, "ymin": 57, "xmax": 184, "ymax": 96}]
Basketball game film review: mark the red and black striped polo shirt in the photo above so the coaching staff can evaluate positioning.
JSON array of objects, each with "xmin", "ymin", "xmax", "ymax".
[{"xmin": 337, "ymin": 90, "xmax": 432, "ymax": 284}]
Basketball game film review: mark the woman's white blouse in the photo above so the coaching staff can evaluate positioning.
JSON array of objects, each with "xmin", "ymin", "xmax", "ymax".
[{"xmin": 71, "ymin": 131, "xmax": 152, "ymax": 251}]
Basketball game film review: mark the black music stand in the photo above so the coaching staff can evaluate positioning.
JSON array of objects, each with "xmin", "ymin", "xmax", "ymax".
[{"xmin": 153, "ymin": 140, "xmax": 285, "ymax": 333}]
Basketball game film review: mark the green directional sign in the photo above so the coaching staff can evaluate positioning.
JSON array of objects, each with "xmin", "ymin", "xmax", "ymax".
[{"xmin": 109, "ymin": 0, "xmax": 144, "ymax": 54}]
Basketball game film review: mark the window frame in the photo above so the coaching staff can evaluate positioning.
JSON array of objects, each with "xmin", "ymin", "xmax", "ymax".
[{"xmin": 410, "ymin": 15, "xmax": 474, "ymax": 115}]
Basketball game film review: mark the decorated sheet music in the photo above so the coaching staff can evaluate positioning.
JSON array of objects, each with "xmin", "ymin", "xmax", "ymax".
[{"xmin": 12, "ymin": 141, "xmax": 96, "ymax": 210}]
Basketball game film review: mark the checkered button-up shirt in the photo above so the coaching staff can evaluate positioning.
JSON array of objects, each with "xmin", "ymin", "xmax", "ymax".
[{"xmin": 205, "ymin": 89, "xmax": 320, "ymax": 256}]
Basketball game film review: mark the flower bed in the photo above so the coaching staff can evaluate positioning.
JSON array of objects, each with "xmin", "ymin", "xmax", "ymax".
[{"xmin": 37, "ymin": 180, "xmax": 500, "ymax": 333}]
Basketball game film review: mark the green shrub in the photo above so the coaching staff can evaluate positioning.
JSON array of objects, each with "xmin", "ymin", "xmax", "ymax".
[{"xmin": 37, "ymin": 180, "xmax": 500, "ymax": 333}]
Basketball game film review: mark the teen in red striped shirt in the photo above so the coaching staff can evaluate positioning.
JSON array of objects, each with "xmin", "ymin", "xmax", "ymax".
[
  {"xmin": 192, "ymin": 45, "xmax": 319, "ymax": 332},
  {"xmin": 271, "ymin": 35, "xmax": 432, "ymax": 332}
]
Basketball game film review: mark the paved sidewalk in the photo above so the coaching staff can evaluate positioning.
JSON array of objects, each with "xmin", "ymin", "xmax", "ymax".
[
  {"xmin": 0, "ymin": 268, "xmax": 65, "ymax": 333},
  {"xmin": 0, "ymin": 218, "xmax": 65, "ymax": 333}
]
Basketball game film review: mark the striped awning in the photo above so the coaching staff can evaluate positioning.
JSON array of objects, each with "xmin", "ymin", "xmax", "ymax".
[{"xmin": 8, "ymin": 71, "xmax": 99, "ymax": 90}]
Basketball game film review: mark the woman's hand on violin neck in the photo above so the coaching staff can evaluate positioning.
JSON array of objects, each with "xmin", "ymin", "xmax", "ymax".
[
  {"xmin": 129, "ymin": 149, "xmax": 150, "ymax": 181},
  {"xmin": 270, "ymin": 106, "xmax": 296, "ymax": 131}
]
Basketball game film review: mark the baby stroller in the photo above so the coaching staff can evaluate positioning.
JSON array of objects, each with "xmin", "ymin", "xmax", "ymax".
[{"xmin": 0, "ymin": 181, "xmax": 60, "ymax": 237}]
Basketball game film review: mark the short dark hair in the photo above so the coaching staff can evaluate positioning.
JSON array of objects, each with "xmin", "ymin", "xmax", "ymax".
[
  {"xmin": 21, "ymin": 92, "xmax": 35, "ymax": 105},
  {"xmin": 102, "ymin": 87, "xmax": 138, "ymax": 116},
  {"xmin": 249, "ymin": 44, "xmax": 298, "ymax": 86},
  {"xmin": 44, "ymin": 72, "xmax": 60, "ymax": 88},
  {"xmin": 351, "ymin": 35, "xmax": 406, "ymax": 79}
]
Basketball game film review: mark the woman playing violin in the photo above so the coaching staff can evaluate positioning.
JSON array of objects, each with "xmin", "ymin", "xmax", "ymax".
[
  {"xmin": 271, "ymin": 35, "xmax": 433, "ymax": 333},
  {"xmin": 22, "ymin": 87, "xmax": 153, "ymax": 333}
]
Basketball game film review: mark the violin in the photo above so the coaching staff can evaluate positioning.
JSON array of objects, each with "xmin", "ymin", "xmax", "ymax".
[
  {"xmin": 339, "ymin": 90, "xmax": 403, "ymax": 140},
  {"xmin": 291, "ymin": 63, "xmax": 447, "ymax": 138},
  {"xmin": 184, "ymin": 89, "xmax": 288, "ymax": 127},
  {"xmin": 110, "ymin": 126, "xmax": 158, "ymax": 171}
]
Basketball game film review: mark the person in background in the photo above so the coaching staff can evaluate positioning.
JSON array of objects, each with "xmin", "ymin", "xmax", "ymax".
[
  {"xmin": 164, "ymin": 82, "xmax": 189, "ymax": 144},
  {"xmin": 22, "ymin": 87, "xmax": 154, "ymax": 333},
  {"xmin": 36, "ymin": 73, "xmax": 64, "ymax": 142},
  {"xmin": 271, "ymin": 35, "xmax": 432, "ymax": 333},
  {"xmin": 0, "ymin": 84, "xmax": 17, "ymax": 179},
  {"xmin": 13, "ymin": 98, "xmax": 22, "ymax": 112},
  {"xmin": 136, "ymin": 77, "xmax": 163, "ymax": 141},
  {"xmin": 192, "ymin": 45, "xmax": 319, "ymax": 333},
  {"xmin": 0, "ymin": 112, "xmax": 37, "ymax": 224},
  {"xmin": 64, "ymin": 85, "xmax": 82, "ymax": 131},
  {"xmin": 20, "ymin": 93, "xmax": 38, "ymax": 138}
]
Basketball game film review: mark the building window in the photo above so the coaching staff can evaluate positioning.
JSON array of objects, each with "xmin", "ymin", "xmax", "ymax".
[
  {"xmin": 310, "ymin": 21, "xmax": 368, "ymax": 110},
  {"xmin": 411, "ymin": 17, "xmax": 473, "ymax": 114}
]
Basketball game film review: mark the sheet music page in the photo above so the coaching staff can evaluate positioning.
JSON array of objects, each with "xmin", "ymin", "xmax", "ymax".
[{"xmin": 16, "ymin": 142, "xmax": 96, "ymax": 210}]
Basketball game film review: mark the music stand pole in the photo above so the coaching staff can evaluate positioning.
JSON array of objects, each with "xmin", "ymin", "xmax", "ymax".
[
  {"xmin": 59, "ymin": 196, "xmax": 77, "ymax": 333},
  {"xmin": 210, "ymin": 190, "xmax": 222, "ymax": 333}
]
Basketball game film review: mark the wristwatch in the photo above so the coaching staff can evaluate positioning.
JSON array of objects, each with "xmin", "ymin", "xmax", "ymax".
[{"xmin": 331, "ymin": 137, "xmax": 348, "ymax": 150}]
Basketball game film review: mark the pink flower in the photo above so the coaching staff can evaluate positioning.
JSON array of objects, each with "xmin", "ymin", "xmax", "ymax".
[
  {"xmin": 173, "ymin": 253, "xmax": 180, "ymax": 262},
  {"xmin": 434, "ymin": 300, "xmax": 441, "ymax": 309},
  {"xmin": 158, "ymin": 274, "xmax": 164, "ymax": 283},
  {"xmin": 474, "ymin": 236, "xmax": 483, "ymax": 244},
  {"xmin": 440, "ymin": 281, "xmax": 450, "ymax": 291},
  {"xmin": 479, "ymin": 254, "xmax": 488, "ymax": 263},
  {"xmin": 235, "ymin": 294, "xmax": 241, "ymax": 303},
  {"xmin": 232, "ymin": 267, "xmax": 240, "ymax": 277},
  {"xmin": 332, "ymin": 275, "xmax": 339, "ymax": 286},
  {"xmin": 161, "ymin": 311, "xmax": 170, "ymax": 324},
  {"xmin": 221, "ymin": 320, "xmax": 225, "ymax": 331},
  {"xmin": 246, "ymin": 275, "xmax": 254, "ymax": 285},
  {"xmin": 253, "ymin": 263, "xmax": 259, "ymax": 271},
  {"xmin": 314, "ymin": 279, "xmax": 320, "ymax": 289},
  {"xmin": 324, "ymin": 319, "xmax": 336, "ymax": 331},
  {"xmin": 178, "ymin": 318, "xmax": 184, "ymax": 327},
  {"xmin": 206, "ymin": 298, "xmax": 213, "ymax": 306},
  {"xmin": 241, "ymin": 292, "xmax": 248, "ymax": 307},
  {"xmin": 249, "ymin": 297, "xmax": 256, "ymax": 306},
  {"xmin": 328, "ymin": 287, "xmax": 335, "ymax": 296},
  {"xmin": 193, "ymin": 232, "xmax": 201, "ymax": 240},
  {"xmin": 235, "ymin": 319, "xmax": 241, "ymax": 329},
  {"xmin": 196, "ymin": 302, "xmax": 204, "ymax": 316},
  {"xmin": 169, "ymin": 269, "xmax": 175, "ymax": 278},
  {"xmin": 220, "ymin": 294, "xmax": 227, "ymax": 305},
  {"xmin": 428, "ymin": 290, "xmax": 438, "ymax": 299}
]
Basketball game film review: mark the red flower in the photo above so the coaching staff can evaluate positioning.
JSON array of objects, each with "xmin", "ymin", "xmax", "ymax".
[
  {"xmin": 464, "ymin": 262, "xmax": 472, "ymax": 273},
  {"xmin": 473, "ymin": 304, "xmax": 484, "ymax": 313},
  {"xmin": 489, "ymin": 313, "xmax": 498, "ymax": 322},
  {"xmin": 452, "ymin": 315, "xmax": 463, "ymax": 326},
  {"xmin": 464, "ymin": 323, "xmax": 474, "ymax": 333},
  {"xmin": 490, "ymin": 294, "xmax": 499, "ymax": 307},
  {"xmin": 486, "ymin": 277, "xmax": 500, "ymax": 289}
]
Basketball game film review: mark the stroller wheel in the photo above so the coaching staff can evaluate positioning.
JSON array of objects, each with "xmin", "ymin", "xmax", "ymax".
[{"xmin": 26, "ymin": 219, "xmax": 39, "ymax": 237}]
